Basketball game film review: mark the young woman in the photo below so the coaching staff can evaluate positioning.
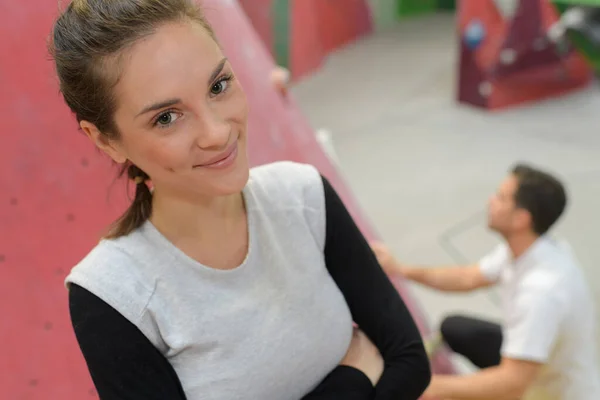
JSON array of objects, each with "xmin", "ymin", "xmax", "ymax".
[{"xmin": 50, "ymin": 1, "xmax": 431, "ymax": 399}]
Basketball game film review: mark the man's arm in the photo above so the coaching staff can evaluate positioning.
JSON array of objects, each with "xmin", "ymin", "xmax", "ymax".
[
  {"xmin": 423, "ymin": 358, "xmax": 541, "ymax": 400},
  {"xmin": 401, "ymin": 264, "xmax": 493, "ymax": 292},
  {"xmin": 424, "ymin": 286, "xmax": 564, "ymax": 400},
  {"xmin": 370, "ymin": 243, "xmax": 494, "ymax": 292}
]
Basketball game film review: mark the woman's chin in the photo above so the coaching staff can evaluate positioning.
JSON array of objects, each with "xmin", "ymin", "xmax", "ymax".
[{"xmin": 206, "ymin": 165, "xmax": 250, "ymax": 196}]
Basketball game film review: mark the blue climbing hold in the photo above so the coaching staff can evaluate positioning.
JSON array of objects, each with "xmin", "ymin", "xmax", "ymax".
[{"xmin": 464, "ymin": 19, "xmax": 486, "ymax": 50}]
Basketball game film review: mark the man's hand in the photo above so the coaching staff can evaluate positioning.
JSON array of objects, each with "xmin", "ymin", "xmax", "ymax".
[
  {"xmin": 371, "ymin": 242, "xmax": 492, "ymax": 292},
  {"xmin": 370, "ymin": 242, "xmax": 405, "ymax": 275}
]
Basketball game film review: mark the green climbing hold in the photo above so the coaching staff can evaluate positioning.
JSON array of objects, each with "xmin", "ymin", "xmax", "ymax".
[{"xmin": 552, "ymin": 1, "xmax": 600, "ymax": 72}]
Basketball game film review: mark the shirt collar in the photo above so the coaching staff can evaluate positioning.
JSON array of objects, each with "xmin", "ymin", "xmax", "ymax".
[{"xmin": 512, "ymin": 235, "xmax": 555, "ymax": 268}]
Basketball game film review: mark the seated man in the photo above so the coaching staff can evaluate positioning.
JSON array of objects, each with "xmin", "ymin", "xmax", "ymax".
[{"xmin": 372, "ymin": 163, "xmax": 600, "ymax": 400}]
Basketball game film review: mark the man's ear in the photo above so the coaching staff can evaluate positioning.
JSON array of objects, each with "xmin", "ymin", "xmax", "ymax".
[
  {"xmin": 80, "ymin": 120, "xmax": 127, "ymax": 164},
  {"xmin": 514, "ymin": 208, "xmax": 533, "ymax": 232}
]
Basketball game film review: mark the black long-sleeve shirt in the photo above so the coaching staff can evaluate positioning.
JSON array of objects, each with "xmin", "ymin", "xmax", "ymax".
[{"xmin": 69, "ymin": 171, "xmax": 430, "ymax": 400}]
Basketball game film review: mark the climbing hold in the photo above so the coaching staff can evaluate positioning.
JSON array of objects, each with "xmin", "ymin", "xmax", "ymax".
[
  {"xmin": 499, "ymin": 48, "xmax": 517, "ymax": 65},
  {"xmin": 479, "ymin": 81, "xmax": 493, "ymax": 97},
  {"xmin": 493, "ymin": 0, "xmax": 518, "ymax": 19},
  {"xmin": 464, "ymin": 19, "xmax": 486, "ymax": 50}
]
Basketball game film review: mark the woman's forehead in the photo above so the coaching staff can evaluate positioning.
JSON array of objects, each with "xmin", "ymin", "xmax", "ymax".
[{"xmin": 115, "ymin": 22, "xmax": 222, "ymax": 113}]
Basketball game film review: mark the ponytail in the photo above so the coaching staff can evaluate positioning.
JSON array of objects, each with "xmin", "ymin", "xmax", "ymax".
[{"xmin": 105, "ymin": 164, "xmax": 153, "ymax": 239}]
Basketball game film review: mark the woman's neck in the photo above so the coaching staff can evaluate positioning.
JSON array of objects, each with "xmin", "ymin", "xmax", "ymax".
[{"xmin": 149, "ymin": 188, "xmax": 246, "ymax": 241}]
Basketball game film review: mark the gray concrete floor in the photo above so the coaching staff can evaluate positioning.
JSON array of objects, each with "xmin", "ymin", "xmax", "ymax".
[{"xmin": 292, "ymin": 13, "xmax": 600, "ymax": 370}]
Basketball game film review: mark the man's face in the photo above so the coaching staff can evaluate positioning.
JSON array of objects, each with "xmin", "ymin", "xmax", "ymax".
[{"xmin": 487, "ymin": 174, "xmax": 530, "ymax": 235}]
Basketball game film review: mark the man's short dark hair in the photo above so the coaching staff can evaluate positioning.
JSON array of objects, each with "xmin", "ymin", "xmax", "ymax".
[{"xmin": 511, "ymin": 163, "xmax": 567, "ymax": 235}]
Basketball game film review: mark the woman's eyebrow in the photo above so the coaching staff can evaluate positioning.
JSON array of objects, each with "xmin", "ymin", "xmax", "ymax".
[
  {"xmin": 136, "ymin": 98, "xmax": 181, "ymax": 118},
  {"xmin": 208, "ymin": 57, "xmax": 228, "ymax": 84},
  {"xmin": 136, "ymin": 58, "xmax": 229, "ymax": 118}
]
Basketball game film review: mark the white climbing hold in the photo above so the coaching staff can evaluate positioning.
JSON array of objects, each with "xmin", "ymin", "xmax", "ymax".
[
  {"xmin": 315, "ymin": 128, "xmax": 340, "ymax": 166},
  {"xmin": 499, "ymin": 48, "xmax": 517, "ymax": 65},
  {"xmin": 479, "ymin": 81, "xmax": 493, "ymax": 97}
]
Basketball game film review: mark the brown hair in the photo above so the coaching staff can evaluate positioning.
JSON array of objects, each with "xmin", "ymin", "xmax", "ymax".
[
  {"xmin": 49, "ymin": 0, "xmax": 216, "ymax": 238},
  {"xmin": 511, "ymin": 163, "xmax": 567, "ymax": 235}
]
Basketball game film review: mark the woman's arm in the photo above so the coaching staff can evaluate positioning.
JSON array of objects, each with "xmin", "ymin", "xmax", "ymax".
[
  {"xmin": 71, "ymin": 283, "xmax": 374, "ymax": 400},
  {"xmin": 302, "ymin": 365, "xmax": 374, "ymax": 399},
  {"xmin": 321, "ymin": 175, "xmax": 432, "ymax": 399},
  {"xmin": 69, "ymin": 284, "xmax": 188, "ymax": 400}
]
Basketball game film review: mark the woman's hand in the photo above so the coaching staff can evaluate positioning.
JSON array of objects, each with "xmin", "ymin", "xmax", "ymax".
[{"xmin": 340, "ymin": 328, "xmax": 384, "ymax": 386}]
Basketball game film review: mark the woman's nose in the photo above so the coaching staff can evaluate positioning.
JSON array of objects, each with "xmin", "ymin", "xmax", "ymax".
[{"xmin": 194, "ymin": 108, "xmax": 230, "ymax": 149}]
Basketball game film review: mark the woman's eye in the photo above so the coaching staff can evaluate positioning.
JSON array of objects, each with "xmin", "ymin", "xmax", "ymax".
[
  {"xmin": 155, "ymin": 112, "xmax": 179, "ymax": 127},
  {"xmin": 211, "ymin": 79, "xmax": 229, "ymax": 95}
]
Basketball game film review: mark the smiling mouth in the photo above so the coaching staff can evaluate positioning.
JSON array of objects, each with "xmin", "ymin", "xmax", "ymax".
[{"xmin": 194, "ymin": 141, "xmax": 238, "ymax": 169}]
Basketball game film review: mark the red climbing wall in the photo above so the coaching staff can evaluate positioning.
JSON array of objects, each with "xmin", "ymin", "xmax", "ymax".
[
  {"xmin": 0, "ymin": 1, "xmax": 128, "ymax": 398},
  {"xmin": 238, "ymin": 0, "xmax": 373, "ymax": 80},
  {"xmin": 238, "ymin": 0, "xmax": 275, "ymax": 54},
  {"xmin": 0, "ymin": 0, "xmax": 451, "ymax": 398},
  {"xmin": 291, "ymin": 0, "xmax": 373, "ymax": 79},
  {"xmin": 314, "ymin": 0, "xmax": 372, "ymax": 53},
  {"xmin": 458, "ymin": 0, "xmax": 592, "ymax": 110}
]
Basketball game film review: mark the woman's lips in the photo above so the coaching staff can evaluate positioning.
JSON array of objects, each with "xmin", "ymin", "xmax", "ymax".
[{"xmin": 194, "ymin": 141, "xmax": 238, "ymax": 169}]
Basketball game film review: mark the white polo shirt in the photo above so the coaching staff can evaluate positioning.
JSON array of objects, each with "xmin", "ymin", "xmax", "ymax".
[{"xmin": 479, "ymin": 236, "xmax": 600, "ymax": 400}]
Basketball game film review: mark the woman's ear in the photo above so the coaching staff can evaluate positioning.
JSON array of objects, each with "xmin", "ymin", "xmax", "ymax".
[{"xmin": 80, "ymin": 120, "xmax": 127, "ymax": 164}]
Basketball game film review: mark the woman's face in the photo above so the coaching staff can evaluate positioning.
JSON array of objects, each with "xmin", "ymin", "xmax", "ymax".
[{"xmin": 86, "ymin": 21, "xmax": 249, "ymax": 199}]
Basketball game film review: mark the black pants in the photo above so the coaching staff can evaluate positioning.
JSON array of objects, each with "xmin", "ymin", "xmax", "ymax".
[{"xmin": 440, "ymin": 315, "xmax": 503, "ymax": 369}]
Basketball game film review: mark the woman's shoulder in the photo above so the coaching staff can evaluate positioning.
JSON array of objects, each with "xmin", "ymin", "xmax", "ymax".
[
  {"xmin": 248, "ymin": 161, "xmax": 327, "ymax": 247},
  {"xmin": 248, "ymin": 160, "xmax": 324, "ymax": 204},
  {"xmin": 65, "ymin": 235, "xmax": 157, "ymax": 325},
  {"xmin": 250, "ymin": 160, "xmax": 320, "ymax": 183}
]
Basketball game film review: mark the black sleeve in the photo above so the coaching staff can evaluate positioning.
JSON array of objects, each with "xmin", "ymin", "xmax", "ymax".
[
  {"xmin": 321, "ymin": 175, "xmax": 432, "ymax": 399},
  {"xmin": 70, "ymin": 284, "xmax": 373, "ymax": 400},
  {"xmin": 69, "ymin": 284, "xmax": 187, "ymax": 400},
  {"xmin": 302, "ymin": 365, "xmax": 374, "ymax": 399}
]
